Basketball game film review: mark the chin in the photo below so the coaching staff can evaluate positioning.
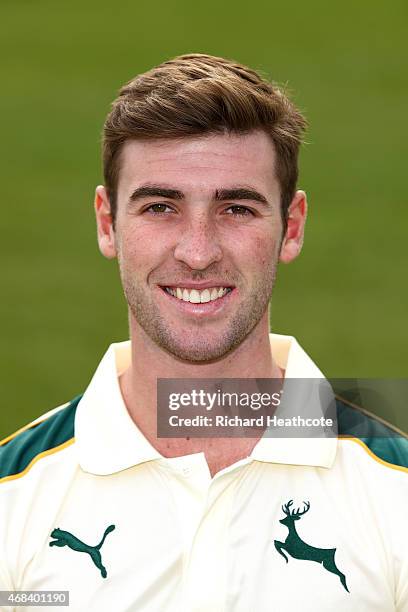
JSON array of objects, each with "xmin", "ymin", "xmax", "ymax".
[
  {"xmin": 170, "ymin": 349, "xmax": 226, "ymax": 363},
  {"xmin": 155, "ymin": 330, "xmax": 244, "ymax": 364}
]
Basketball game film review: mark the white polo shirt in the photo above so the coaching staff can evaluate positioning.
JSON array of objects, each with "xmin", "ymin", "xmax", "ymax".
[{"xmin": 0, "ymin": 334, "xmax": 407, "ymax": 612}]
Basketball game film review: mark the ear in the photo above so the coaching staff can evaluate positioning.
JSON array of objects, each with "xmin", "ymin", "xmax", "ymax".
[
  {"xmin": 279, "ymin": 190, "xmax": 307, "ymax": 264},
  {"xmin": 95, "ymin": 185, "xmax": 117, "ymax": 259}
]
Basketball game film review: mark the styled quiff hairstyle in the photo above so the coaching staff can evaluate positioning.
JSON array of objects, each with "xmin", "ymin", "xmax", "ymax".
[{"xmin": 103, "ymin": 54, "xmax": 307, "ymax": 229}]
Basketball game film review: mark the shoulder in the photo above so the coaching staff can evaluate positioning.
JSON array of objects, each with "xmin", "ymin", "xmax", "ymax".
[
  {"xmin": 0, "ymin": 395, "xmax": 82, "ymax": 484},
  {"xmin": 335, "ymin": 395, "xmax": 408, "ymax": 473}
]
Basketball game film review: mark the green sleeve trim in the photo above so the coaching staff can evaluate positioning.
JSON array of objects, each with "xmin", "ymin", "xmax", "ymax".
[
  {"xmin": 336, "ymin": 397, "xmax": 408, "ymax": 469},
  {"xmin": 0, "ymin": 395, "xmax": 82, "ymax": 480}
]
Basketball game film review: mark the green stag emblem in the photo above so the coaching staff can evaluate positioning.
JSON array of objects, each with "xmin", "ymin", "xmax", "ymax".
[
  {"xmin": 274, "ymin": 500, "xmax": 349, "ymax": 593},
  {"xmin": 49, "ymin": 524, "xmax": 116, "ymax": 578}
]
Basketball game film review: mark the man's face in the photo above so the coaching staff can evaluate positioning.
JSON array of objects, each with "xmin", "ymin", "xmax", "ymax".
[{"xmin": 96, "ymin": 131, "xmax": 305, "ymax": 362}]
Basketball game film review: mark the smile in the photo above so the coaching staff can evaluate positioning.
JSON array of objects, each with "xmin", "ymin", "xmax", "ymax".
[{"xmin": 163, "ymin": 286, "xmax": 232, "ymax": 304}]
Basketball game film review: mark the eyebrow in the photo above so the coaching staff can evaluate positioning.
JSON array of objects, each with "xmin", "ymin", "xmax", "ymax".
[
  {"xmin": 128, "ymin": 185, "xmax": 269, "ymax": 206},
  {"xmin": 215, "ymin": 188, "xmax": 268, "ymax": 205},
  {"xmin": 129, "ymin": 186, "xmax": 184, "ymax": 202}
]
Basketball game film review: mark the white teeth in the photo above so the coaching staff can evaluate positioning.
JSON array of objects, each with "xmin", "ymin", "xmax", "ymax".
[
  {"xmin": 200, "ymin": 289, "xmax": 211, "ymax": 303},
  {"xmin": 189, "ymin": 289, "xmax": 201, "ymax": 303},
  {"xmin": 165, "ymin": 286, "xmax": 231, "ymax": 303}
]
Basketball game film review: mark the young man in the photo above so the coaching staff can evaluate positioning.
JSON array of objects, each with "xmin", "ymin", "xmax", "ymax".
[{"xmin": 0, "ymin": 54, "xmax": 407, "ymax": 611}]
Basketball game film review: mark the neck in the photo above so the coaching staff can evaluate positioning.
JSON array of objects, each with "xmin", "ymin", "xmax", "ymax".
[{"xmin": 119, "ymin": 310, "xmax": 283, "ymax": 476}]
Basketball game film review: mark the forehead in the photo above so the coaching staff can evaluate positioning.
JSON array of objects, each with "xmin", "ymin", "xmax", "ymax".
[{"xmin": 117, "ymin": 131, "xmax": 280, "ymax": 199}]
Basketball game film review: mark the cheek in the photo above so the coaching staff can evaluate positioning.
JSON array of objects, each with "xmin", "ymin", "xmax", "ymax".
[
  {"xmin": 241, "ymin": 233, "xmax": 280, "ymax": 271},
  {"xmin": 229, "ymin": 218, "xmax": 281, "ymax": 262},
  {"xmin": 117, "ymin": 226, "xmax": 173, "ymax": 272}
]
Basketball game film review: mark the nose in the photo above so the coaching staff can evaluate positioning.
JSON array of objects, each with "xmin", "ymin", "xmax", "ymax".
[{"xmin": 173, "ymin": 216, "xmax": 223, "ymax": 270}]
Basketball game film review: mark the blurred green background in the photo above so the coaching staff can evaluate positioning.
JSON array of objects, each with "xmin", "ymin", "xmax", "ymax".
[{"xmin": 1, "ymin": 0, "xmax": 407, "ymax": 438}]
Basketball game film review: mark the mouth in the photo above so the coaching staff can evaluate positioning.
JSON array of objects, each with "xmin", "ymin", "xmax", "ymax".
[
  {"xmin": 161, "ymin": 285, "xmax": 233, "ymax": 304},
  {"xmin": 158, "ymin": 282, "xmax": 238, "ymax": 321}
]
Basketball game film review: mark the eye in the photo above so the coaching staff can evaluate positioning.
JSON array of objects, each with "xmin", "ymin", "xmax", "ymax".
[
  {"xmin": 224, "ymin": 205, "xmax": 254, "ymax": 217},
  {"xmin": 144, "ymin": 203, "xmax": 175, "ymax": 215}
]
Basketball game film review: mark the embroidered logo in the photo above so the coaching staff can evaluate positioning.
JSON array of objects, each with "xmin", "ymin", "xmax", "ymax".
[
  {"xmin": 49, "ymin": 524, "xmax": 116, "ymax": 578},
  {"xmin": 274, "ymin": 500, "xmax": 349, "ymax": 592}
]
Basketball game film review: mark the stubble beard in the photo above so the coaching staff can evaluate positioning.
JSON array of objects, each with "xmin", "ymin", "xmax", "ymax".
[{"xmin": 120, "ymin": 265, "xmax": 278, "ymax": 364}]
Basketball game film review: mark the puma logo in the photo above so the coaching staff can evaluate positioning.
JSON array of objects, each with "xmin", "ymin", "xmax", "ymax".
[{"xmin": 49, "ymin": 524, "xmax": 116, "ymax": 578}]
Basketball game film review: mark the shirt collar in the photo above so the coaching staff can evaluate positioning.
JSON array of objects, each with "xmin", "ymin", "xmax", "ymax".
[
  {"xmin": 75, "ymin": 342, "xmax": 162, "ymax": 475},
  {"xmin": 251, "ymin": 334, "xmax": 337, "ymax": 468},
  {"xmin": 75, "ymin": 334, "xmax": 337, "ymax": 475}
]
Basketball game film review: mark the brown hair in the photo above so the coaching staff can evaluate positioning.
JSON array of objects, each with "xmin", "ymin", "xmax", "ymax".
[{"xmin": 103, "ymin": 54, "xmax": 307, "ymax": 229}]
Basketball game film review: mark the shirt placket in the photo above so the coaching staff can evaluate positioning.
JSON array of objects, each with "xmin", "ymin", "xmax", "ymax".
[{"xmin": 166, "ymin": 455, "xmax": 251, "ymax": 612}]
